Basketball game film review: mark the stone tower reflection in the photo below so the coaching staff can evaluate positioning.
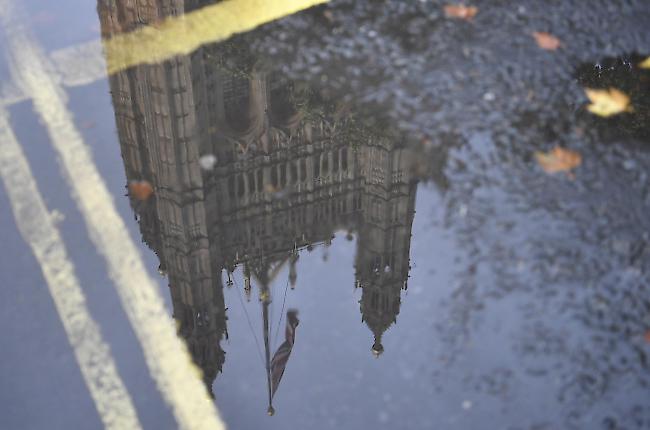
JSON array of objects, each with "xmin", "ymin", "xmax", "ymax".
[{"xmin": 100, "ymin": 0, "xmax": 418, "ymax": 395}]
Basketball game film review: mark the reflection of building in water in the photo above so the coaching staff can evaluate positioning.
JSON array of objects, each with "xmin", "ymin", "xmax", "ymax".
[{"xmin": 99, "ymin": 0, "xmax": 417, "ymax": 394}]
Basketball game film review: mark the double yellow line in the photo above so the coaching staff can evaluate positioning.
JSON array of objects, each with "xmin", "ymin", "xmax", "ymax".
[{"xmin": 0, "ymin": 0, "xmax": 326, "ymax": 428}]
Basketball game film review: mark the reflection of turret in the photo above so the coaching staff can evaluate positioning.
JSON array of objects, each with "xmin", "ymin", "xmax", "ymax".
[
  {"xmin": 99, "ymin": 0, "xmax": 228, "ymax": 396},
  {"xmin": 174, "ymin": 290, "xmax": 227, "ymax": 396},
  {"xmin": 355, "ymin": 141, "xmax": 417, "ymax": 356}
]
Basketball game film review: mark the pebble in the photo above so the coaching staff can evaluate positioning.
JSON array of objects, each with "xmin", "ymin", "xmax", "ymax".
[{"xmin": 199, "ymin": 154, "xmax": 217, "ymax": 170}]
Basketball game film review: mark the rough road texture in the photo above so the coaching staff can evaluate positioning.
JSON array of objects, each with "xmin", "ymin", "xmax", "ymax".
[{"xmin": 224, "ymin": 1, "xmax": 650, "ymax": 428}]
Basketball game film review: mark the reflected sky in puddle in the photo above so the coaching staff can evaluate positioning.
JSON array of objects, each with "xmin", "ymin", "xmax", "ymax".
[{"xmin": 2, "ymin": 1, "xmax": 650, "ymax": 429}]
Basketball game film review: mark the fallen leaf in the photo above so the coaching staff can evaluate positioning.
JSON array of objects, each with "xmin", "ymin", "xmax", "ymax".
[
  {"xmin": 322, "ymin": 10, "xmax": 334, "ymax": 23},
  {"xmin": 645, "ymin": 330, "xmax": 650, "ymax": 343},
  {"xmin": 535, "ymin": 147, "xmax": 582, "ymax": 174},
  {"xmin": 444, "ymin": 4, "xmax": 478, "ymax": 20},
  {"xmin": 639, "ymin": 57, "xmax": 650, "ymax": 69},
  {"xmin": 128, "ymin": 180, "xmax": 154, "ymax": 200},
  {"xmin": 584, "ymin": 87, "xmax": 633, "ymax": 117},
  {"xmin": 532, "ymin": 32, "xmax": 561, "ymax": 50}
]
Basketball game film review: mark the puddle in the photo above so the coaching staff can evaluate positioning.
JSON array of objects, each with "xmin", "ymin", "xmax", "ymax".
[{"xmin": 1, "ymin": 1, "xmax": 650, "ymax": 429}]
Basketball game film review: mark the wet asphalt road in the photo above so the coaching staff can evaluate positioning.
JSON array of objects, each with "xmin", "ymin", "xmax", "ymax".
[
  {"xmin": 239, "ymin": 3, "xmax": 650, "ymax": 425},
  {"xmin": 1, "ymin": 0, "xmax": 650, "ymax": 429}
]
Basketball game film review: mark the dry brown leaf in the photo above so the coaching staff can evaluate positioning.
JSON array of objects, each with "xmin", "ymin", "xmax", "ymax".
[
  {"xmin": 444, "ymin": 4, "xmax": 478, "ymax": 20},
  {"xmin": 532, "ymin": 31, "xmax": 561, "ymax": 50},
  {"xmin": 645, "ymin": 330, "xmax": 650, "ymax": 343},
  {"xmin": 128, "ymin": 180, "xmax": 154, "ymax": 201},
  {"xmin": 535, "ymin": 147, "xmax": 581, "ymax": 174},
  {"xmin": 322, "ymin": 10, "xmax": 334, "ymax": 23},
  {"xmin": 584, "ymin": 87, "xmax": 633, "ymax": 117}
]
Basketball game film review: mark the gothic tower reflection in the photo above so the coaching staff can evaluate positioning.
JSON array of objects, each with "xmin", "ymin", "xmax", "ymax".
[{"xmin": 99, "ymin": 0, "xmax": 418, "ymax": 396}]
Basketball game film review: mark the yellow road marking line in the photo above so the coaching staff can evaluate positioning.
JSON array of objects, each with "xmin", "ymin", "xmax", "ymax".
[
  {"xmin": 0, "ymin": 2, "xmax": 226, "ymax": 429},
  {"xmin": 103, "ymin": 0, "xmax": 327, "ymax": 74},
  {"xmin": 0, "ymin": 108, "xmax": 142, "ymax": 430}
]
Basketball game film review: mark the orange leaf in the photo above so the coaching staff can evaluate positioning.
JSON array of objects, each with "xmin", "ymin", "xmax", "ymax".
[
  {"xmin": 444, "ymin": 4, "xmax": 478, "ymax": 20},
  {"xmin": 644, "ymin": 330, "xmax": 650, "ymax": 343},
  {"xmin": 128, "ymin": 180, "xmax": 154, "ymax": 200},
  {"xmin": 532, "ymin": 31, "xmax": 561, "ymax": 51},
  {"xmin": 534, "ymin": 147, "xmax": 581, "ymax": 174}
]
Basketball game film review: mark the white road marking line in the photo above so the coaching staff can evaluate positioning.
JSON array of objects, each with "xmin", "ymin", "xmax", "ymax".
[
  {"xmin": 50, "ymin": 39, "xmax": 107, "ymax": 87},
  {"xmin": 0, "ymin": 108, "xmax": 142, "ymax": 430},
  {"xmin": 0, "ymin": 2, "xmax": 226, "ymax": 429},
  {"xmin": 0, "ymin": 39, "xmax": 106, "ymax": 107}
]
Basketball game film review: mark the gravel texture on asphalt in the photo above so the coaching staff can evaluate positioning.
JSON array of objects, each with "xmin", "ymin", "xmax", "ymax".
[{"xmin": 220, "ymin": 1, "xmax": 650, "ymax": 428}]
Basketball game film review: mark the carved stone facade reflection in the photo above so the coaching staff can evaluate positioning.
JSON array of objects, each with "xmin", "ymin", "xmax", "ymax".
[{"xmin": 100, "ymin": 0, "xmax": 418, "ymax": 393}]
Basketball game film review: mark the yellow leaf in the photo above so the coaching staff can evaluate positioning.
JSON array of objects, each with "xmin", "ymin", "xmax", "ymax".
[
  {"xmin": 535, "ymin": 147, "xmax": 581, "ymax": 174},
  {"xmin": 639, "ymin": 57, "xmax": 650, "ymax": 69},
  {"xmin": 584, "ymin": 87, "xmax": 633, "ymax": 117}
]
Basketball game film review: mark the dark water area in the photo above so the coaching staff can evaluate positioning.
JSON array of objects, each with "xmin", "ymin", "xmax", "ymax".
[{"xmin": 1, "ymin": 1, "xmax": 650, "ymax": 429}]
